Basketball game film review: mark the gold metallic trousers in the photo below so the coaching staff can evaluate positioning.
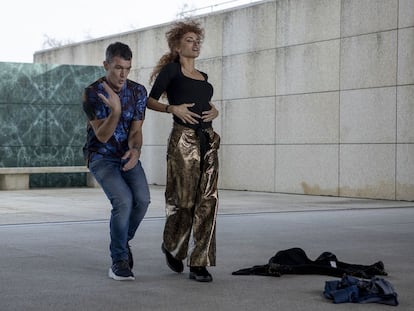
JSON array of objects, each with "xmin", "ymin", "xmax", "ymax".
[{"xmin": 164, "ymin": 123, "xmax": 220, "ymax": 267}]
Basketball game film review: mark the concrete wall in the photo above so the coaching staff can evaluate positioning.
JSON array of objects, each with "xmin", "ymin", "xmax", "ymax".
[{"xmin": 34, "ymin": 0, "xmax": 414, "ymax": 201}]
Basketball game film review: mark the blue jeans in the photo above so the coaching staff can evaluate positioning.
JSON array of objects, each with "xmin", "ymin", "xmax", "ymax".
[{"xmin": 89, "ymin": 157, "xmax": 150, "ymax": 263}]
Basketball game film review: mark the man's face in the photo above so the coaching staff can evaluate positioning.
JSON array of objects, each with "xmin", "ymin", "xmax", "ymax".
[{"xmin": 104, "ymin": 56, "xmax": 131, "ymax": 92}]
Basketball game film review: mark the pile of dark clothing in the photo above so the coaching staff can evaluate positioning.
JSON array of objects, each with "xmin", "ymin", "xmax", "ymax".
[
  {"xmin": 232, "ymin": 247, "xmax": 398, "ymax": 306},
  {"xmin": 232, "ymin": 247, "xmax": 388, "ymax": 278}
]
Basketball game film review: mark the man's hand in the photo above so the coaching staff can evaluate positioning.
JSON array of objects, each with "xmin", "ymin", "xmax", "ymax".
[
  {"xmin": 121, "ymin": 149, "xmax": 140, "ymax": 171},
  {"xmin": 98, "ymin": 81, "xmax": 121, "ymax": 114}
]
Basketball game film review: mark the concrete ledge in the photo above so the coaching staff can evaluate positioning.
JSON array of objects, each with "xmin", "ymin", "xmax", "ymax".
[{"xmin": 0, "ymin": 166, "xmax": 99, "ymax": 190}]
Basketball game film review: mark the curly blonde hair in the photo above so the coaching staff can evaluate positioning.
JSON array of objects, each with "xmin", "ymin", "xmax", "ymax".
[{"xmin": 149, "ymin": 19, "xmax": 205, "ymax": 84}]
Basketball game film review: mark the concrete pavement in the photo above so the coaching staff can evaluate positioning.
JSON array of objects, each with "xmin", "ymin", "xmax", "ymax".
[{"xmin": 1, "ymin": 186, "xmax": 413, "ymax": 310}]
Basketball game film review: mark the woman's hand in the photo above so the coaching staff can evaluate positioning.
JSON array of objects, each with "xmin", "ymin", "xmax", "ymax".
[
  {"xmin": 202, "ymin": 102, "xmax": 219, "ymax": 122},
  {"xmin": 170, "ymin": 103, "xmax": 201, "ymax": 124}
]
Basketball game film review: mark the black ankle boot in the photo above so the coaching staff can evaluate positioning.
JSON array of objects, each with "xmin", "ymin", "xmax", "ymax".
[
  {"xmin": 161, "ymin": 243, "xmax": 184, "ymax": 273},
  {"xmin": 189, "ymin": 266, "xmax": 213, "ymax": 282}
]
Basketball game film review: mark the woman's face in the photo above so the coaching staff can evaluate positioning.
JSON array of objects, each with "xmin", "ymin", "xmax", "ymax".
[{"xmin": 176, "ymin": 32, "xmax": 201, "ymax": 58}]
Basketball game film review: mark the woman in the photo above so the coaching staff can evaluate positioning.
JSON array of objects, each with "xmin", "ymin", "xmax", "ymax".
[{"xmin": 147, "ymin": 19, "xmax": 220, "ymax": 282}]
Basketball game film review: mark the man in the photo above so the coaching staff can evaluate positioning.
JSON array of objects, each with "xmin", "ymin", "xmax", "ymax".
[{"xmin": 82, "ymin": 42, "xmax": 150, "ymax": 281}]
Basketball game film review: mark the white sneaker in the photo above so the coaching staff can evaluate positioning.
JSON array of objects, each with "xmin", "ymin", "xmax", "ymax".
[{"xmin": 108, "ymin": 260, "xmax": 135, "ymax": 281}]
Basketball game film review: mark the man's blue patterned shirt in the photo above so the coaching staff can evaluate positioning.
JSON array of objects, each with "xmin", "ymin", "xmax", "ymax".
[{"xmin": 82, "ymin": 77, "xmax": 147, "ymax": 162}]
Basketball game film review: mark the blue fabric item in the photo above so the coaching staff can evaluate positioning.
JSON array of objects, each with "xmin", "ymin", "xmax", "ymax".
[
  {"xmin": 324, "ymin": 275, "xmax": 399, "ymax": 306},
  {"xmin": 328, "ymin": 285, "xmax": 359, "ymax": 303}
]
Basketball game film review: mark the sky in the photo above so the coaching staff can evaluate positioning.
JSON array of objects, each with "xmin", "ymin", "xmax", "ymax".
[{"xmin": 1, "ymin": 0, "xmax": 260, "ymax": 63}]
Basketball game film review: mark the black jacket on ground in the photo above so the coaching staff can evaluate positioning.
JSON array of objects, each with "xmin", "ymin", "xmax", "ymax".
[{"xmin": 232, "ymin": 247, "xmax": 387, "ymax": 278}]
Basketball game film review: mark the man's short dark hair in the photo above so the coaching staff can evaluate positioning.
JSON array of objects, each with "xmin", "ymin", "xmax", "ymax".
[{"xmin": 105, "ymin": 42, "xmax": 132, "ymax": 63}]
